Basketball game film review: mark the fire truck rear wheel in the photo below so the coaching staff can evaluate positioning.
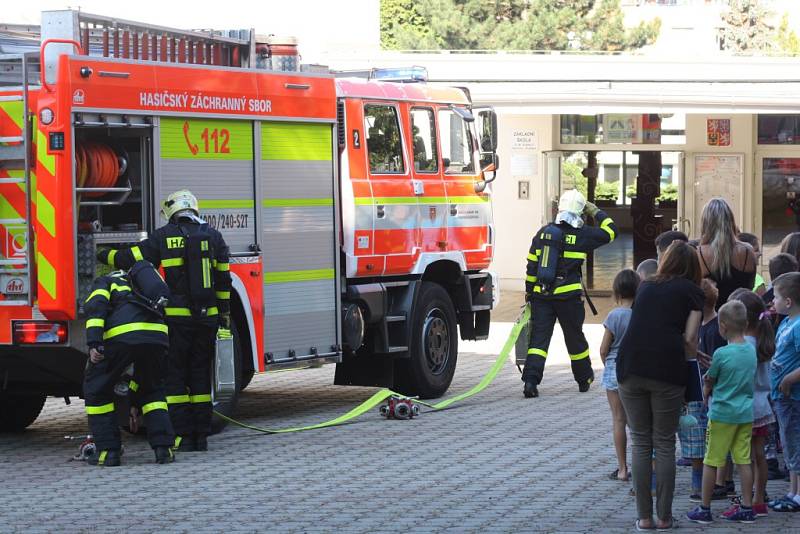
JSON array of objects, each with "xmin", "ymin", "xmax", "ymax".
[
  {"xmin": 0, "ymin": 392, "xmax": 47, "ymax": 432},
  {"xmin": 396, "ymin": 282, "xmax": 458, "ymax": 399},
  {"xmin": 211, "ymin": 320, "xmax": 243, "ymax": 434}
]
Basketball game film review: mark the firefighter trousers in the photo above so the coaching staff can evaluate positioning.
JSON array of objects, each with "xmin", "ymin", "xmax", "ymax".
[
  {"xmin": 522, "ymin": 296, "xmax": 594, "ymax": 387},
  {"xmin": 84, "ymin": 343, "xmax": 174, "ymax": 451},
  {"xmin": 165, "ymin": 322, "xmax": 216, "ymax": 438}
]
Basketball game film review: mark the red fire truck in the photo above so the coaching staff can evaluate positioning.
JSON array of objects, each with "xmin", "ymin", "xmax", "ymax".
[{"xmin": 0, "ymin": 10, "xmax": 498, "ymax": 431}]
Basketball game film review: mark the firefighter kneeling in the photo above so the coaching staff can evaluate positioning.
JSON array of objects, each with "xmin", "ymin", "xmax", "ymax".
[
  {"xmin": 83, "ymin": 261, "xmax": 175, "ymax": 466},
  {"xmin": 522, "ymin": 189, "xmax": 618, "ymax": 398}
]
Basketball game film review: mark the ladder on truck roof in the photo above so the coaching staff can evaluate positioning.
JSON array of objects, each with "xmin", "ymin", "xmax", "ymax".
[
  {"xmin": 0, "ymin": 52, "xmax": 36, "ymax": 306},
  {"xmin": 1, "ymin": 11, "xmax": 257, "ymax": 73}
]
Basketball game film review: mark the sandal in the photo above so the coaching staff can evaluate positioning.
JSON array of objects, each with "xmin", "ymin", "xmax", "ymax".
[
  {"xmin": 772, "ymin": 499, "xmax": 800, "ymax": 512},
  {"xmin": 768, "ymin": 495, "xmax": 794, "ymax": 509},
  {"xmin": 635, "ymin": 519, "xmax": 655, "ymax": 531},
  {"xmin": 608, "ymin": 468, "xmax": 629, "ymax": 481},
  {"xmin": 656, "ymin": 517, "xmax": 678, "ymax": 531}
]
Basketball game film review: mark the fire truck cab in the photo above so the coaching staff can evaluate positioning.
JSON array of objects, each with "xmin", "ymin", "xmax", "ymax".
[{"xmin": 0, "ymin": 10, "xmax": 498, "ymax": 431}]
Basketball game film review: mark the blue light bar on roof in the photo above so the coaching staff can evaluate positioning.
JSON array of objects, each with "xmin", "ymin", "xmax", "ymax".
[{"xmin": 370, "ymin": 66, "xmax": 428, "ymax": 83}]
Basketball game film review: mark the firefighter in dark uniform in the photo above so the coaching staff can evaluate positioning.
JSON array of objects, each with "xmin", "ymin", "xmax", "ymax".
[
  {"xmin": 522, "ymin": 189, "xmax": 617, "ymax": 398},
  {"xmin": 83, "ymin": 261, "xmax": 174, "ymax": 465},
  {"xmin": 98, "ymin": 190, "xmax": 231, "ymax": 452}
]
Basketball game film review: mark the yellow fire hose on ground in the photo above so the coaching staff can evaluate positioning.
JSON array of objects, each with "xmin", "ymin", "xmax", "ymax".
[{"xmin": 213, "ymin": 305, "xmax": 531, "ymax": 434}]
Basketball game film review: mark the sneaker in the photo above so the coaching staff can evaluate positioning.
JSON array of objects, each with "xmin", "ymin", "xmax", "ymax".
[
  {"xmin": 753, "ymin": 503, "xmax": 768, "ymax": 517},
  {"xmin": 154, "ymin": 446, "xmax": 175, "ymax": 464},
  {"xmin": 725, "ymin": 481, "xmax": 736, "ymax": 496},
  {"xmin": 677, "ymin": 457, "xmax": 692, "ymax": 467},
  {"xmin": 711, "ymin": 484, "xmax": 729, "ymax": 500},
  {"xmin": 523, "ymin": 381, "xmax": 539, "ymax": 398},
  {"xmin": 87, "ymin": 448, "xmax": 121, "ymax": 467},
  {"xmin": 686, "ymin": 506, "xmax": 713, "ymax": 524},
  {"xmin": 722, "ymin": 505, "xmax": 755, "ymax": 523},
  {"xmin": 689, "ymin": 493, "xmax": 703, "ymax": 503}
]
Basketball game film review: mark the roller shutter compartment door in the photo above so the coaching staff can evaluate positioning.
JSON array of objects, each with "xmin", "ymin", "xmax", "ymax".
[{"xmin": 261, "ymin": 122, "xmax": 338, "ymax": 361}]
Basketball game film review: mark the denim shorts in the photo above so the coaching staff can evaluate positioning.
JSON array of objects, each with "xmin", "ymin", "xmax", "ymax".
[
  {"xmin": 602, "ymin": 358, "xmax": 619, "ymax": 391},
  {"xmin": 774, "ymin": 397, "xmax": 800, "ymax": 472}
]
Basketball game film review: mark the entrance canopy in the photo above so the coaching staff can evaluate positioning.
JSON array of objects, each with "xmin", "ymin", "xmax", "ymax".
[{"xmin": 326, "ymin": 51, "xmax": 800, "ymax": 113}]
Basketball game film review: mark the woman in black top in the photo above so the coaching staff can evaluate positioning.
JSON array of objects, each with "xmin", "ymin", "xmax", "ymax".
[
  {"xmin": 617, "ymin": 241, "xmax": 704, "ymax": 531},
  {"xmin": 696, "ymin": 198, "xmax": 756, "ymax": 308}
]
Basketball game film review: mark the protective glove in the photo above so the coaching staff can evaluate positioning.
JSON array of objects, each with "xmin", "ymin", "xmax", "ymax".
[
  {"xmin": 583, "ymin": 201, "xmax": 599, "ymax": 218},
  {"xmin": 219, "ymin": 312, "xmax": 231, "ymax": 330}
]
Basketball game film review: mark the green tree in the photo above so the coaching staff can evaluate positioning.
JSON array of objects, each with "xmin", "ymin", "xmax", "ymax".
[
  {"xmin": 380, "ymin": 0, "xmax": 660, "ymax": 52},
  {"xmin": 718, "ymin": 0, "xmax": 775, "ymax": 54},
  {"xmin": 776, "ymin": 13, "xmax": 800, "ymax": 56},
  {"xmin": 381, "ymin": 0, "xmax": 431, "ymax": 50}
]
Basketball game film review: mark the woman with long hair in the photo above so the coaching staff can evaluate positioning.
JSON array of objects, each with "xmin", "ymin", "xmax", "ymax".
[
  {"xmin": 697, "ymin": 198, "xmax": 756, "ymax": 307},
  {"xmin": 617, "ymin": 241, "xmax": 704, "ymax": 531}
]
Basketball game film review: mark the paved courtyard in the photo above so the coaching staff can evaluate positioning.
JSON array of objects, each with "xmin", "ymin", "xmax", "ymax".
[{"xmin": 1, "ymin": 319, "xmax": 796, "ymax": 533}]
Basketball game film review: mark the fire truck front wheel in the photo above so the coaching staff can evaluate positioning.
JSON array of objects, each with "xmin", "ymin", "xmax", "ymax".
[
  {"xmin": 0, "ymin": 392, "xmax": 47, "ymax": 432},
  {"xmin": 396, "ymin": 282, "xmax": 458, "ymax": 399}
]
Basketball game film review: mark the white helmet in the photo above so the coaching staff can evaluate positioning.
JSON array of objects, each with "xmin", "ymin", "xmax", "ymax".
[
  {"xmin": 161, "ymin": 189, "xmax": 199, "ymax": 221},
  {"xmin": 558, "ymin": 189, "xmax": 586, "ymax": 216}
]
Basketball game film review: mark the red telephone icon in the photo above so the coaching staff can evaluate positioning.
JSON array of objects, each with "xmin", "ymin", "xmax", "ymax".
[{"xmin": 183, "ymin": 121, "xmax": 199, "ymax": 155}]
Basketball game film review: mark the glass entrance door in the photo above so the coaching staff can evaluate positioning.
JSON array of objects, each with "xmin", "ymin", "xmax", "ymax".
[{"xmin": 759, "ymin": 155, "xmax": 800, "ymax": 260}]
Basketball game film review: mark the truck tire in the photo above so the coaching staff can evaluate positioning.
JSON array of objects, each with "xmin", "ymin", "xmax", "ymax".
[
  {"xmin": 211, "ymin": 321, "xmax": 242, "ymax": 434},
  {"xmin": 240, "ymin": 369, "xmax": 255, "ymax": 391},
  {"xmin": 395, "ymin": 282, "xmax": 458, "ymax": 399},
  {"xmin": 0, "ymin": 393, "xmax": 47, "ymax": 432}
]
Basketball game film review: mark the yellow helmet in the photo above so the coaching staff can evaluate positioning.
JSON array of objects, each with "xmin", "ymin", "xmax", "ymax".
[{"xmin": 161, "ymin": 189, "xmax": 198, "ymax": 221}]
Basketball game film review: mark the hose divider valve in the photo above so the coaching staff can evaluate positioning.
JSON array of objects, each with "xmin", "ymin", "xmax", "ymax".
[{"xmin": 379, "ymin": 396, "xmax": 420, "ymax": 420}]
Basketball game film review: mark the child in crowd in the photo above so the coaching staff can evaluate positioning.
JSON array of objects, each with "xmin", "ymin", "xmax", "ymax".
[
  {"xmin": 655, "ymin": 230, "xmax": 688, "ymax": 259},
  {"xmin": 763, "ymin": 253, "xmax": 799, "ymax": 481},
  {"xmin": 763, "ymin": 253, "xmax": 799, "ymax": 327},
  {"xmin": 687, "ymin": 300, "xmax": 757, "ymax": 524},
  {"xmin": 600, "ymin": 269, "xmax": 639, "ymax": 482},
  {"xmin": 738, "ymin": 233, "xmax": 765, "ymax": 296},
  {"xmin": 767, "ymin": 272, "xmax": 800, "ymax": 512},
  {"xmin": 727, "ymin": 289, "xmax": 776, "ymax": 518},
  {"xmin": 636, "ymin": 259, "xmax": 658, "ymax": 281},
  {"xmin": 679, "ymin": 279, "xmax": 724, "ymax": 501}
]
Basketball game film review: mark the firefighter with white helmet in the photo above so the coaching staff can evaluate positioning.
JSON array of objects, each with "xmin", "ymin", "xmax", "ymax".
[
  {"xmin": 98, "ymin": 189, "xmax": 232, "ymax": 451},
  {"xmin": 521, "ymin": 188, "xmax": 618, "ymax": 398}
]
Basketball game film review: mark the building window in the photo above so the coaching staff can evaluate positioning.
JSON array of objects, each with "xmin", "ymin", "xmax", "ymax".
[
  {"xmin": 758, "ymin": 115, "xmax": 800, "ymax": 145},
  {"xmin": 365, "ymin": 104, "xmax": 405, "ymax": 174},
  {"xmin": 560, "ymin": 114, "xmax": 686, "ymax": 145},
  {"xmin": 410, "ymin": 108, "xmax": 438, "ymax": 173}
]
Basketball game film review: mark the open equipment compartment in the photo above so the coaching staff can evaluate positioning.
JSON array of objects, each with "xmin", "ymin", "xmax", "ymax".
[{"xmin": 73, "ymin": 112, "xmax": 154, "ymax": 311}]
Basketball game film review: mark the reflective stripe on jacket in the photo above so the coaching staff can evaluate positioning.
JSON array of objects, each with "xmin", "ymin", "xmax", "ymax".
[
  {"xmin": 525, "ymin": 209, "xmax": 617, "ymax": 299},
  {"xmin": 85, "ymin": 273, "xmax": 169, "ymax": 347}
]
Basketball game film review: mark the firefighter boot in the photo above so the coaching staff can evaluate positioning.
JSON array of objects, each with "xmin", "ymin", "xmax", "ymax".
[
  {"xmin": 173, "ymin": 435, "xmax": 195, "ymax": 452},
  {"xmin": 578, "ymin": 370, "xmax": 595, "ymax": 393},
  {"xmin": 154, "ymin": 446, "xmax": 175, "ymax": 464},
  {"xmin": 194, "ymin": 434, "xmax": 208, "ymax": 452},
  {"xmin": 523, "ymin": 381, "xmax": 539, "ymax": 398},
  {"xmin": 87, "ymin": 449, "xmax": 121, "ymax": 467}
]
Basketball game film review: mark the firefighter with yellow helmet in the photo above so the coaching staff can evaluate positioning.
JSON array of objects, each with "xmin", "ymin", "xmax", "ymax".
[
  {"xmin": 522, "ymin": 189, "xmax": 617, "ymax": 398},
  {"xmin": 98, "ymin": 189, "xmax": 231, "ymax": 451}
]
